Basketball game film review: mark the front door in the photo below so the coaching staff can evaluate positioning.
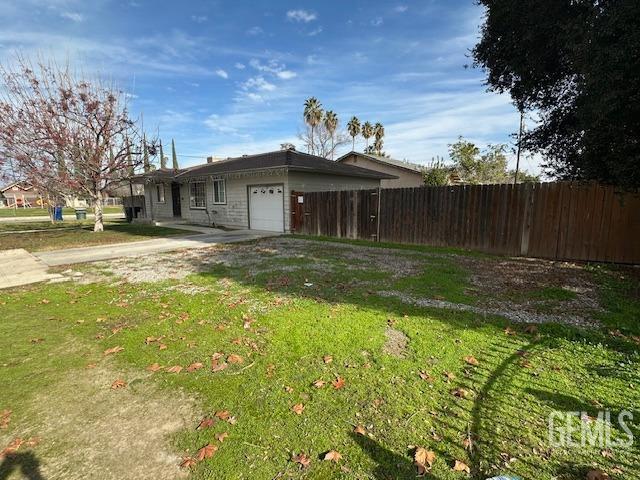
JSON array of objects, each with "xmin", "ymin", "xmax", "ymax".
[{"xmin": 171, "ymin": 183, "xmax": 181, "ymax": 217}]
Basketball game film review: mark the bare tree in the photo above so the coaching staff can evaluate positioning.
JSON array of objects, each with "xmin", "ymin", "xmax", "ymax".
[
  {"xmin": 0, "ymin": 57, "xmax": 149, "ymax": 231},
  {"xmin": 297, "ymin": 123, "xmax": 349, "ymax": 159}
]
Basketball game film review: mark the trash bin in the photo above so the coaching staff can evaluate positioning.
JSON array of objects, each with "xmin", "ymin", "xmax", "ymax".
[
  {"xmin": 125, "ymin": 207, "xmax": 133, "ymax": 223},
  {"xmin": 53, "ymin": 206, "xmax": 63, "ymax": 221},
  {"xmin": 75, "ymin": 208, "xmax": 87, "ymax": 220}
]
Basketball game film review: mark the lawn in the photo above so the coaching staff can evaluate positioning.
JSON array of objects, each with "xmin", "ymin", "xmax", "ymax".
[
  {"xmin": 0, "ymin": 206, "xmax": 123, "ymax": 217},
  {"xmin": 0, "ymin": 220, "xmax": 188, "ymax": 252},
  {"xmin": 1, "ymin": 237, "xmax": 638, "ymax": 479}
]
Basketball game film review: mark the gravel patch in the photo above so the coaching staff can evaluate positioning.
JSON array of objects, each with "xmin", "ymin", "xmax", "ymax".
[
  {"xmin": 382, "ymin": 326, "xmax": 409, "ymax": 358},
  {"xmin": 378, "ymin": 290, "xmax": 600, "ymax": 328}
]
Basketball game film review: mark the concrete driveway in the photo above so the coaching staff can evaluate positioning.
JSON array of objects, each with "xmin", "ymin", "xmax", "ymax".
[
  {"xmin": 0, "ymin": 249, "xmax": 65, "ymax": 289},
  {"xmin": 34, "ymin": 230, "xmax": 279, "ymax": 266}
]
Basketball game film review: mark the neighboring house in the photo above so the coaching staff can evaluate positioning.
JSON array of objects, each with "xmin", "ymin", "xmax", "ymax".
[
  {"xmin": 0, "ymin": 182, "xmax": 42, "ymax": 208},
  {"xmin": 133, "ymin": 149, "xmax": 396, "ymax": 232},
  {"xmin": 336, "ymin": 151, "xmax": 426, "ymax": 188}
]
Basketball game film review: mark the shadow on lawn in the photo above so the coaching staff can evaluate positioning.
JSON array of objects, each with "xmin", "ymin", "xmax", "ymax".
[
  {"xmin": 191, "ymin": 239, "xmax": 640, "ymax": 478},
  {"xmin": 0, "ymin": 452, "xmax": 45, "ymax": 480}
]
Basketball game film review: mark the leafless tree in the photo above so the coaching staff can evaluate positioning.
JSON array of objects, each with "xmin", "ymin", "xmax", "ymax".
[
  {"xmin": 297, "ymin": 123, "xmax": 349, "ymax": 160},
  {"xmin": 0, "ymin": 56, "xmax": 150, "ymax": 231}
]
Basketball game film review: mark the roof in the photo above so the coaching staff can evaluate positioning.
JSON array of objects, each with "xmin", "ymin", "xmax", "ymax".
[
  {"xmin": 336, "ymin": 151, "xmax": 426, "ymax": 175},
  {"xmin": 0, "ymin": 181, "xmax": 34, "ymax": 192},
  {"xmin": 136, "ymin": 150, "xmax": 397, "ymax": 182}
]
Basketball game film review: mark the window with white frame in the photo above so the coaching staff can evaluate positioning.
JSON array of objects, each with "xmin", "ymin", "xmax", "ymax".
[
  {"xmin": 156, "ymin": 184, "xmax": 165, "ymax": 203},
  {"xmin": 213, "ymin": 178, "xmax": 226, "ymax": 204},
  {"xmin": 189, "ymin": 182, "xmax": 206, "ymax": 208}
]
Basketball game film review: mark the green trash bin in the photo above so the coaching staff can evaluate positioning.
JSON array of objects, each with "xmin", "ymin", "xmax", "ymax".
[{"xmin": 75, "ymin": 208, "xmax": 87, "ymax": 220}]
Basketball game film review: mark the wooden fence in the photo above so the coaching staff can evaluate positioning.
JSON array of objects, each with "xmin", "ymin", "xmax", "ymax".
[{"xmin": 290, "ymin": 182, "xmax": 640, "ymax": 264}]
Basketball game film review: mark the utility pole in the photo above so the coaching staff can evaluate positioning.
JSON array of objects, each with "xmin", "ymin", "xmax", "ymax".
[{"xmin": 514, "ymin": 110, "xmax": 524, "ymax": 185}]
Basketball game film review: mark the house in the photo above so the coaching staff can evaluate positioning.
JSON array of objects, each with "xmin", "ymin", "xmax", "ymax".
[
  {"xmin": 133, "ymin": 149, "xmax": 396, "ymax": 232},
  {"xmin": 0, "ymin": 182, "xmax": 42, "ymax": 208},
  {"xmin": 336, "ymin": 151, "xmax": 426, "ymax": 188}
]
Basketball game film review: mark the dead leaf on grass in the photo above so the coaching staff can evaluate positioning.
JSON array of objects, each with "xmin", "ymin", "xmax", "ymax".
[
  {"xmin": 0, "ymin": 410, "xmax": 11, "ymax": 430},
  {"xmin": 419, "ymin": 371, "xmax": 434, "ymax": 382},
  {"xmin": 463, "ymin": 355, "xmax": 479, "ymax": 366},
  {"xmin": 354, "ymin": 425, "xmax": 366, "ymax": 436},
  {"xmin": 227, "ymin": 354, "xmax": 243, "ymax": 364},
  {"xmin": 180, "ymin": 456, "xmax": 197, "ymax": 469},
  {"xmin": 586, "ymin": 470, "xmax": 611, "ymax": 480},
  {"xmin": 186, "ymin": 362, "xmax": 204, "ymax": 372},
  {"xmin": 291, "ymin": 453, "xmax": 310, "ymax": 468},
  {"xmin": 111, "ymin": 379, "xmax": 127, "ymax": 389},
  {"xmin": 292, "ymin": 403, "xmax": 305, "ymax": 415},
  {"xmin": 312, "ymin": 379, "xmax": 326, "ymax": 388},
  {"xmin": 452, "ymin": 460, "xmax": 470, "ymax": 473},
  {"xmin": 103, "ymin": 346, "xmax": 124, "ymax": 355},
  {"xmin": 414, "ymin": 447, "xmax": 435, "ymax": 476},
  {"xmin": 323, "ymin": 450, "xmax": 342, "ymax": 462},
  {"xmin": 158, "ymin": 343, "xmax": 168, "ymax": 350},
  {"xmin": 504, "ymin": 327, "xmax": 517, "ymax": 336},
  {"xmin": 443, "ymin": 371, "xmax": 456, "ymax": 382},
  {"xmin": 196, "ymin": 417, "xmax": 215, "ymax": 430},
  {"xmin": 323, "ymin": 355, "xmax": 333, "ymax": 364},
  {"xmin": 166, "ymin": 365, "xmax": 183, "ymax": 373},
  {"xmin": 332, "ymin": 376, "xmax": 345, "ymax": 390},
  {"xmin": 197, "ymin": 443, "xmax": 218, "ymax": 461},
  {"xmin": 214, "ymin": 410, "xmax": 231, "ymax": 420},
  {"xmin": 452, "ymin": 388, "xmax": 469, "ymax": 398},
  {"xmin": 146, "ymin": 363, "xmax": 163, "ymax": 372},
  {"xmin": 215, "ymin": 432, "xmax": 229, "ymax": 442}
]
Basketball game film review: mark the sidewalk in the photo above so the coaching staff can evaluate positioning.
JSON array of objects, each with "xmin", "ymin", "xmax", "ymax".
[
  {"xmin": 0, "ymin": 213, "xmax": 124, "ymax": 223},
  {"xmin": 0, "ymin": 249, "xmax": 64, "ymax": 289},
  {"xmin": 34, "ymin": 230, "xmax": 279, "ymax": 266}
]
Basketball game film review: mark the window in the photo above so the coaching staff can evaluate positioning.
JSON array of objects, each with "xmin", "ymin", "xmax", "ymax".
[
  {"xmin": 189, "ymin": 182, "xmax": 206, "ymax": 208},
  {"xmin": 155, "ymin": 184, "xmax": 165, "ymax": 203},
  {"xmin": 213, "ymin": 178, "xmax": 226, "ymax": 204}
]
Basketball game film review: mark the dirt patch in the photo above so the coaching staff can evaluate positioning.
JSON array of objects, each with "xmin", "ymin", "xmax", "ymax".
[
  {"xmin": 383, "ymin": 326, "xmax": 409, "ymax": 358},
  {"xmin": 12, "ymin": 361, "xmax": 197, "ymax": 480}
]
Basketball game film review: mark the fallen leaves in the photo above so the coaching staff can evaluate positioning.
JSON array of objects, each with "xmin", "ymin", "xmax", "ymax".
[
  {"xmin": 419, "ymin": 371, "xmax": 434, "ymax": 382},
  {"xmin": 196, "ymin": 417, "xmax": 215, "ymax": 430},
  {"xmin": 323, "ymin": 355, "xmax": 333, "ymax": 364},
  {"xmin": 414, "ymin": 447, "xmax": 436, "ymax": 475},
  {"xmin": 463, "ymin": 355, "xmax": 479, "ymax": 366},
  {"xmin": 227, "ymin": 354, "xmax": 244, "ymax": 364},
  {"xmin": 323, "ymin": 450, "xmax": 342, "ymax": 462},
  {"xmin": 451, "ymin": 388, "xmax": 469, "ymax": 399},
  {"xmin": 353, "ymin": 425, "xmax": 367, "ymax": 436},
  {"xmin": 332, "ymin": 376, "xmax": 345, "ymax": 390},
  {"xmin": 146, "ymin": 363, "xmax": 163, "ymax": 372},
  {"xmin": 211, "ymin": 352, "xmax": 228, "ymax": 372},
  {"xmin": 103, "ymin": 346, "xmax": 124, "ymax": 355},
  {"xmin": 291, "ymin": 452, "xmax": 311, "ymax": 468},
  {"xmin": 452, "ymin": 460, "xmax": 470, "ymax": 473},
  {"xmin": 166, "ymin": 365, "xmax": 183, "ymax": 374},
  {"xmin": 197, "ymin": 443, "xmax": 218, "ymax": 461},
  {"xmin": 504, "ymin": 326, "xmax": 517, "ymax": 336},
  {"xmin": 586, "ymin": 470, "xmax": 611, "ymax": 480},
  {"xmin": 312, "ymin": 379, "xmax": 326, "ymax": 388},
  {"xmin": 111, "ymin": 379, "xmax": 127, "ymax": 389},
  {"xmin": 0, "ymin": 410, "xmax": 11, "ymax": 430},
  {"xmin": 180, "ymin": 456, "xmax": 197, "ymax": 469},
  {"xmin": 1, "ymin": 437, "xmax": 40, "ymax": 458},
  {"xmin": 215, "ymin": 432, "xmax": 228, "ymax": 442},
  {"xmin": 292, "ymin": 403, "xmax": 305, "ymax": 415},
  {"xmin": 186, "ymin": 362, "xmax": 204, "ymax": 372}
]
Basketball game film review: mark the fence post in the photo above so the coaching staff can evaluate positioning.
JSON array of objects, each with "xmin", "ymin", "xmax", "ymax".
[{"xmin": 376, "ymin": 187, "xmax": 381, "ymax": 242}]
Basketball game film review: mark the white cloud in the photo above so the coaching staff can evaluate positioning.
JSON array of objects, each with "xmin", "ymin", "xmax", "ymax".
[
  {"xmin": 371, "ymin": 17, "xmax": 384, "ymax": 27},
  {"xmin": 191, "ymin": 15, "xmax": 208, "ymax": 23},
  {"xmin": 235, "ymin": 62, "xmax": 245, "ymax": 69},
  {"xmin": 286, "ymin": 9, "xmax": 317, "ymax": 23},
  {"xmin": 215, "ymin": 69, "xmax": 229, "ymax": 79},
  {"xmin": 276, "ymin": 70, "xmax": 297, "ymax": 80},
  {"xmin": 246, "ymin": 26, "xmax": 263, "ymax": 35},
  {"xmin": 61, "ymin": 12, "xmax": 84, "ymax": 22},
  {"xmin": 242, "ymin": 76, "xmax": 275, "ymax": 92},
  {"xmin": 394, "ymin": 5, "xmax": 408, "ymax": 13},
  {"xmin": 245, "ymin": 92, "xmax": 264, "ymax": 102},
  {"xmin": 307, "ymin": 26, "xmax": 323, "ymax": 36}
]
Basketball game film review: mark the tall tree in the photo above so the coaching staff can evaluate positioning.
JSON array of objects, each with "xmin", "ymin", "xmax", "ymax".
[
  {"xmin": 346, "ymin": 116, "xmax": 361, "ymax": 151},
  {"xmin": 171, "ymin": 139, "xmax": 179, "ymax": 169},
  {"xmin": 298, "ymin": 123, "xmax": 349, "ymax": 159},
  {"xmin": 373, "ymin": 123, "xmax": 385, "ymax": 155},
  {"xmin": 159, "ymin": 139, "xmax": 166, "ymax": 169},
  {"xmin": 362, "ymin": 121, "xmax": 373, "ymax": 150},
  {"xmin": 142, "ymin": 135, "xmax": 150, "ymax": 173},
  {"xmin": 303, "ymin": 97, "xmax": 323, "ymax": 155},
  {"xmin": 323, "ymin": 110, "xmax": 338, "ymax": 160},
  {"xmin": 473, "ymin": 0, "xmax": 640, "ymax": 189},
  {"xmin": 0, "ymin": 58, "xmax": 146, "ymax": 232}
]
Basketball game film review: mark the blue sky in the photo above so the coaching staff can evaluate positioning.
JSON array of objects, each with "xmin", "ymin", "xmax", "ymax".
[{"xmin": 0, "ymin": 0, "xmax": 538, "ymax": 172}]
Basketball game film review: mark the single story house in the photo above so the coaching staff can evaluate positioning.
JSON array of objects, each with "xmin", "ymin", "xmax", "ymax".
[
  {"xmin": 0, "ymin": 182, "xmax": 41, "ymax": 208},
  {"xmin": 133, "ymin": 149, "xmax": 396, "ymax": 232},
  {"xmin": 336, "ymin": 151, "xmax": 426, "ymax": 188}
]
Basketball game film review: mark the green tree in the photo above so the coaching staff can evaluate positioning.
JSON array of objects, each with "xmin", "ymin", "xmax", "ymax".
[
  {"xmin": 373, "ymin": 123, "xmax": 384, "ymax": 155},
  {"xmin": 473, "ymin": 0, "xmax": 640, "ymax": 189},
  {"xmin": 171, "ymin": 139, "xmax": 179, "ymax": 170},
  {"xmin": 346, "ymin": 116, "xmax": 361, "ymax": 151},
  {"xmin": 362, "ymin": 122, "xmax": 373, "ymax": 150},
  {"xmin": 303, "ymin": 97, "xmax": 323, "ymax": 155},
  {"xmin": 424, "ymin": 156, "xmax": 450, "ymax": 186},
  {"xmin": 323, "ymin": 110, "xmax": 338, "ymax": 160}
]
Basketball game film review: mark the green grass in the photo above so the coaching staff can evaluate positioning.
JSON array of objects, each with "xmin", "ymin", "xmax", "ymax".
[
  {"xmin": 529, "ymin": 286, "xmax": 578, "ymax": 302},
  {"xmin": 1, "ymin": 239, "xmax": 639, "ymax": 479},
  {"xmin": 0, "ymin": 220, "xmax": 188, "ymax": 252},
  {"xmin": 0, "ymin": 206, "xmax": 123, "ymax": 217}
]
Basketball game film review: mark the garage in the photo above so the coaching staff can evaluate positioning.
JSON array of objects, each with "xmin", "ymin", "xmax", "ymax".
[{"xmin": 248, "ymin": 184, "xmax": 284, "ymax": 232}]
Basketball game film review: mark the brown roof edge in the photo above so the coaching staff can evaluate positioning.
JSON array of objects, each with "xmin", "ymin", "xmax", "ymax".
[{"xmin": 335, "ymin": 151, "xmax": 426, "ymax": 175}]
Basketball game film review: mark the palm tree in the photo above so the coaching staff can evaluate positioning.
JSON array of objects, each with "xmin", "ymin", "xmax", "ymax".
[
  {"xmin": 171, "ymin": 139, "xmax": 179, "ymax": 169},
  {"xmin": 373, "ymin": 137, "xmax": 384, "ymax": 156},
  {"xmin": 159, "ymin": 139, "xmax": 166, "ymax": 169},
  {"xmin": 303, "ymin": 97, "xmax": 323, "ymax": 155},
  {"xmin": 324, "ymin": 110, "xmax": 338, "ymax": 159},
  {"xmin": 362, "ymin": 121, "xmax": 373, "ymax": 150},
  {"xmin": 374, "ymin": 123, "xmax": 385, "ymax": 155},
  {"xmin": 347, "ymin": 116, "xmax": 361, "ymax": 151}
]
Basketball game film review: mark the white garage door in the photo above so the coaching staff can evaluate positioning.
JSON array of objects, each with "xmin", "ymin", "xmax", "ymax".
[{"xmin": 249, "ymin": 184, "xmax": 284, "ymax": 232}]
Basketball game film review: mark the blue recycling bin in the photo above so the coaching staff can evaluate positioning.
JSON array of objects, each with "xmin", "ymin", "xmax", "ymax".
[{"xmin": 53, "ymin": 206, "xmax": 63, "ymax": 221}]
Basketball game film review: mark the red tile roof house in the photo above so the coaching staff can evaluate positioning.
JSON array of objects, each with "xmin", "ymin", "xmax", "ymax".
[{"xmin": 133, "ymin": 149, "xmax": 396, "ymax": 232}]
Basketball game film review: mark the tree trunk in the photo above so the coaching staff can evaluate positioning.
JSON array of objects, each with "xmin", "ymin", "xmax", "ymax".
[{"xmin": 93, "ymin": 192, "xmax": 104, "ymax": 232}]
